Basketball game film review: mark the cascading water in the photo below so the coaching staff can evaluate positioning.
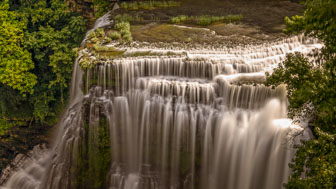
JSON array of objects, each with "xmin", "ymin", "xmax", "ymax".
[{"xmin": 1, "ymin": 14, "xmax": 322, "ymax": 189}]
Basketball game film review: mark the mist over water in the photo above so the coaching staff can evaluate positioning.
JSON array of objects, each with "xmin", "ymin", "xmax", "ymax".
[{"xmin": 2, "ymin": 14, "xmax": 321, "ymax": 189}]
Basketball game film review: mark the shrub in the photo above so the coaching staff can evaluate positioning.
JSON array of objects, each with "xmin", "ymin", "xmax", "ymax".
[
  {"xmin": 87, "ymin": 31, "xmax": 96, "ymax": 40},
  {"xmin": 90, "ymin": 37, "xmax": 99, "ymax": 43},
  {"xmin": 114, "ymin": 22, "xmax": 132, "ymax": 43},
  {"xmin": 87, "ymin": 28, "xmax": 107, "ymax": 44},
  {"xmin": 114, "ymin": 22, "xmax": 130, "ymax": 31},
  {"xmin": 171, "ymin": 15, "xmax": 189, "ymax": 24},
  {"xmin": 122, "ymin": 32, "xmax": 133, "ymax": 42},
  {"xmin": 79, "ymin": 57, "xmax": 91, "ymax": 70},
  {"xmin": 104, "ymin": 37, "xmax": 112, "ymax": 43},
  {"xmin": 120, "ymin": 28, "xmax": 129, "ymax": 36},
  {"xmin": 95, "ymin": 28, "xmax": 105, "ymax": 38},
  {"xmin": 171, "ymin": 17, "xmax": 180, "ymax": 24},
  {"xmin": 198, "ymin": 15, "xmax": 213, "ymax": 26},
  {"xmin": 107, "ymin": 31, "xmax": 121, "ymax": 40}
]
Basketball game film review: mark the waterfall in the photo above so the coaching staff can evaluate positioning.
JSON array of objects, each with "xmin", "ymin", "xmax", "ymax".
[{"xmin": 1, "ymin": 14, "xmax": 321, "ymax": 189}]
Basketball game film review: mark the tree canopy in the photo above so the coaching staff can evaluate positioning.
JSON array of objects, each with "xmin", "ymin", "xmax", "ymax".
[
  {"xmin": 0, "ymin": 0, "xmax": 37, "ymax": 95},
  {"xmin": 0, "ymin": 0, "xmax": 86, "ymax": 132},
  {"xmin": 266, "ymin": 0, "xmax": 336, "ymax": 187}
]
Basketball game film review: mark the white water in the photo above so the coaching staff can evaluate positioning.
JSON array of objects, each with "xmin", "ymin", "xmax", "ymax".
[{"xmin": 2, "ymin": 13, "xmax": 321, "ymax": 189}]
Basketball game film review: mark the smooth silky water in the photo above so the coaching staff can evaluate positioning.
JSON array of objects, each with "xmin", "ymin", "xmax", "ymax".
[{"xmin": 1, "ymin": 14, "xmax": 322, "ymax": 189}]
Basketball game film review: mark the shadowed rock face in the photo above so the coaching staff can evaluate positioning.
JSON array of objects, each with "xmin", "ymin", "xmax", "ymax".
[
  {"xmin": 0, "ymin": 144, "xmax": 47, "ymax": 185},
  {"xmin": 0, "ymin": 124, "xmax": 50, "ymax": 180}
]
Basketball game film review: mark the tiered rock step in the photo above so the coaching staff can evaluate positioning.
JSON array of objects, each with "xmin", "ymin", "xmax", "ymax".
[
  {"xmin": 136, "ymin": 77, "xmax": 217, "ymax": 105},
  {"xmin": 87, "ymin": 75, "xmax": 286, "ymax": 111},
  {"xmin": 85, "ymin": 57, "xmax": 221, "ymax": 95},
  {"xmin": 83, "ymin": 39, "xmax": 303, "ymax": 109},
  {"xmin": 84, "ymin": 34, "xmax": 321, "ymax": 96}
]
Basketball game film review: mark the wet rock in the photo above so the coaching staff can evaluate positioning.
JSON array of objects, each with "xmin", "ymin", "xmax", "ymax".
[{"xmin": 0, "ymin": 144, "xmax": 47, "ymax": 185}]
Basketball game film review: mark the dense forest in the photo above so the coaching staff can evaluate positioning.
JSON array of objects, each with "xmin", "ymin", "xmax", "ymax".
[
  {"xmin": 0, "ymin": 0, "xmax": 85, "ymax": 129},
  {"xmin": 0, "ymin": 0, "xmax": 87, "ymax": 171},
  {"xmin": 0, "ymin": 0, "xmax": 335, "ymax": 188}
]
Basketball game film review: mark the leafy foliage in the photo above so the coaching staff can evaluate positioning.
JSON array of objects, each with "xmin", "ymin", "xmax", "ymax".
[
  {"xmin": 0, "ymin": 0, "xmax": 86, "ymax": 133},
  {"xmin": 266, "ymin": 53, "xmax": 319, "ymax": 120},
  {"xmin": 0, "ymin": 0, "xmax": 37, "ymax": 95},
  {"xmin": 266, "ymin": 0, "xmax": 336, "ymax": 187},
  {"xmin": 286, "ymin": 128, "xmax": 336, "ymax": 188},
  {"xmin": 21, "ymin": 0, "xmax": 85, "ymax": 121},
  {"xmin": 114, "ymin": 21, "xmax": 132, "ymax": 42},
  {"xmin": 284, "ymin": 0, "xmax": 336, "ymax": 50}
]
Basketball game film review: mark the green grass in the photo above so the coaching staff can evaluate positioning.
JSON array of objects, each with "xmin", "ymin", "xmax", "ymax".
[
  {"xmin": 171, "ymin": 14, "xmax": 243, "ymax": 26},
  {"xmin": 170, "ymin": 15, "xmax": 191, "ymax": 24},
  {"xmin": 121, "ymin": 1, "xmax": 181, "ymax": 10}
]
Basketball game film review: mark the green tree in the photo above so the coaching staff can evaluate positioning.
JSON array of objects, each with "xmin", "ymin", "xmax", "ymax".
[
  {"xmin": 0, "ymin": 0, "xmax": 86, "ymax": 129},
  {"xmin": 17, "ymin": 0, "xmax": 86, "ymax": 122},
  {"xmin": 266, "ymin": 0, "xmax": 336, "ymax": 188},
  {"xmin": 0, "ymin": 0, "xmax": 86, "ymax": 172},
  {"xmin": 0, "ymin": 0, "xmax": 37, "ymax": 95}
]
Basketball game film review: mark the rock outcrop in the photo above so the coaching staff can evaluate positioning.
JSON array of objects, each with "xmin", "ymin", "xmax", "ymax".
[{"xmin": 0, "ymin": 144, "xmax": 47, "ymax": 185}]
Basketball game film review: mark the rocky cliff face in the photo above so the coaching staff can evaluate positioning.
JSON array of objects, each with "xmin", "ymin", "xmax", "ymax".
[{"xmin": 0, "ymin": 144, "xmax": 47, "ymax": 185}]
